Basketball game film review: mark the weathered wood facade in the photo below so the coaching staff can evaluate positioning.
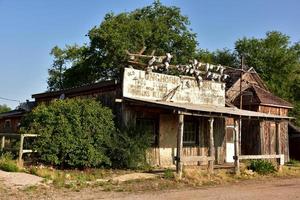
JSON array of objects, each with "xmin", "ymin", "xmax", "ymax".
[
  {"xmin": 31, "ymin": 67, "xmax": 292, "ymax": 170},
  {"xmin": 225, "ymin": 68, "xmax": 293, "ymax": 162}
]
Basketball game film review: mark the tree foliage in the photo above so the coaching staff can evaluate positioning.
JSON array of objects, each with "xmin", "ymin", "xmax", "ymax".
[
  {"xmin": 22, "ymin": 99, "xmax": 115, "ymax": 168},
  {"xmin": 0, "ymin": 104, "xmax": 11, "ymax": 113},
  {"xmin": 235, "ymin": 31, "xmax": 300, "ymax": 125},
  {"xmin": 48, "ymin": 1, "xmax": 197, "ymax": 90}
]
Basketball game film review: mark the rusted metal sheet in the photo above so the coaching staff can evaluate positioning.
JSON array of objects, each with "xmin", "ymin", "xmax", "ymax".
[{"xmin": 123, "ymin": 68, "xmax": 225, "ymax": 106}]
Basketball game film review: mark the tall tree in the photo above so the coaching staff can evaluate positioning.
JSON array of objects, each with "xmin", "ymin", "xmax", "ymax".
[
  {"xmin": 48, "ymin": 1, "xmax": 198, "ymax": 90},
  {"xmin": 196, "ymin": 48, "xmax": 238, "ymax": 67},
  {"xmin": 235, "ymin": 31, "xmax": 300, "ymax": 125}
]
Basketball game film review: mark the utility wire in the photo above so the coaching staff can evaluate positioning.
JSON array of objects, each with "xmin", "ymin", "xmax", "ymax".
[{"xmin": 0, "ymin": 96, "xmax": 20, "ymax": 103}]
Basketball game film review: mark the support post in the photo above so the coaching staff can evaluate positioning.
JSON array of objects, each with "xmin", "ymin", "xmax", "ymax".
[
  {"xmin": 276, "ymin": 122, "xmax": 282, "ymax": 172},
  {"xmin": 176, "ymin": 114, "xmax": 184, "ymax": 178},
  {"xmin": 234, "ymin": 119, "xmax": 240, "ymax": 175},
  {"xmin": 1, "ymin": 136, "xmax": 5, "ymax": 151},
  {"xmin": 18, "ymin": 134, "xmax": 24, "ymax": 163},
  {"xmin": 208, "ymin": 117, "xmax": 215, "ymax": 173}
]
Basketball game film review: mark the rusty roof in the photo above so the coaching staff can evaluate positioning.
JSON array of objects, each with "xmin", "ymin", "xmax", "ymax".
[
  {"xmin": 125, "ymin": 97, "xmax": 292, "ymax": 120},
  {"xmin": 252, "ymin": 85, "xmax": 293, "ymax": 108}
]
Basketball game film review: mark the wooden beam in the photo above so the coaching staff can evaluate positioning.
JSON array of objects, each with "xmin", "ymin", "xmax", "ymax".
[
  {"xmin": 1, "ymin": 136, "xmax": 5, "ymax": 151},
  {"xmin": 181, "ymin": 156, "xmax": 214, "ymax": 163},
  {"xmin": 176, "ymin": 114, "xmax": 184, "ymax": 178},
  {"xmin": 18, "ymin": 134, "xmax": 24, "ymax": 163},
  {"xmin": 234, "ymin": 119, "xmax": 240, "ymax": 175},
  {"xmin": 239, "ymin": 154, "xmax": 282, "ymax": 159},
  {"xmin": 276, "ymin": 122, "xmax": 282, "ymax": 171},
  {"xmin": 208, "ymin": 117, "xmax": 215, "ymax": 173},
  {"xmin": 259, "ymin": 120, "xmax": 265, "ymax": 154}
]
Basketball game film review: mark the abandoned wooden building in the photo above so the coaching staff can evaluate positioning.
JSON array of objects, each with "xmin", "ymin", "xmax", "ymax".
[
  {"xmin": 0, "ymin": 101, "xmax": 35, "ymax": 133},
  {"xmin": 225, "ymin": 68, "xmax": 293, "ymax": 162},
  {"xmin": 31, "ymin": 62, "xmax": 292, "ymax": 174}
]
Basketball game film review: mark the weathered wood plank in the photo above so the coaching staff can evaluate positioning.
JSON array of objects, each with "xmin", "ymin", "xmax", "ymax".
[
  {"xmin": 208, "ymin": 117, "xmax": 214, "ymax": 173},
  {"xmin": 234, "ymin": 119, "xmax": 240, "ymax": 175},
  {"xmin": 181, "ymin": 156, "xmax": 214, "ymax": 163},
  {"xmin": 238, "ymin": 154, "xmax": 282, "ymax": 159},
  {"xmin": 0, "ymin": 133, "xmax": 38, "ymax": 137},
  {"xmin": 176, "ymin": 114, "xmax": 184, "ymax": 178}
]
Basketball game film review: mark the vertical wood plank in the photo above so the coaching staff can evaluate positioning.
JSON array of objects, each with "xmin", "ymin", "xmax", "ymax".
[
  {"xmin": 1, "ymin": 136, "xmax": 5, "ymax": 151},
  {"xmin": 176, "ymin": 114, "xmax": 184, "ymax": 178},
  {"xmin": 208, "ymin": 117, "xmax": 215, "ymax": 173},
  {"xmin": 18, "ymin": 134, "xmax": 24, "ymax": 163},
  {"xmin": 234, "ymin": 119, "xmax": 240, "ymax": 175},
  {"xmin": 260, "ymin": 120, "xmax": 265, "ymax": 154},
  {"xmin": 276, "ymin": 122, "xmax": 282, "ymax": 172}
]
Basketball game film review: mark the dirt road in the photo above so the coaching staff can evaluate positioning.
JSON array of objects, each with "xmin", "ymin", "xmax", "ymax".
[
  {"xmin": 2, "ymin": 177, "xmax": 300, "ymax": 199},
  {"xmin": 80, "ymin": 178, "xmax": 300, "ymax": 200}
]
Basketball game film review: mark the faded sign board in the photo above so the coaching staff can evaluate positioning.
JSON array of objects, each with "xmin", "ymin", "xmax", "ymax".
[{"xmin": 123, "ymin": 68, "xmax": 225, "ymax": 106}]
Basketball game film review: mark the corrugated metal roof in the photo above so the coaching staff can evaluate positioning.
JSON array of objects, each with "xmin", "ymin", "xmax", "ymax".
[{"xmin": 125, "ymin": 97, "xmax": 292, "ymax": 120}]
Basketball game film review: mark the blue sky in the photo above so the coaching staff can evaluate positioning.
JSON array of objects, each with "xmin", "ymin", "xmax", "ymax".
[{"xmin": 0, "ymin": 0, "xmax": 299, "ymax": 108}]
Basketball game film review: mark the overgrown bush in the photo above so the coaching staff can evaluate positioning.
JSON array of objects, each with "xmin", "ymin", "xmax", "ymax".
[
  {"xmin": 22, "ymin": 98, "xmax": 115, "ymax": 169},
  {"xmin": 0, "ymin": 152, "xmax": 20, "ymax": 172},
  {"xmin": 108, "ymin": 125, "xmax": 152, "ymax": 169},
  {"xmin": 249, "ymin": 160, "xmax": 276, "ymax": 175}
]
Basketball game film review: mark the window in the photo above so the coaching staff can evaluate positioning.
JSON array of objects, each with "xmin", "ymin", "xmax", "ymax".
[
  {"xmin": 4, "ymin": 120, "xmax": 11, "ymax": 129},
  {"xmin": 136, "ymin": 118, "xmax": 159, "ymax": 146},
  {"xmin": 183, "ymin": 120, "xmax": 198, "ymax": 145}
]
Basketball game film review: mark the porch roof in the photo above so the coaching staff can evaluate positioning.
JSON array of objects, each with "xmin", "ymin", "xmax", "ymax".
[{"xmin": 124, "ymin": 97, "xmax": 292, "ymax": 120}]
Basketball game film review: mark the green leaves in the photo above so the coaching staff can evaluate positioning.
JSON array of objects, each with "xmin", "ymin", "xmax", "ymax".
[
  {"xmin": 0, "ymin": 104, "xmax": 11, "ymax": 113},
  {"xmin": 48, "ymin": 1, "xmax": 198, "ymax": 89},
  {"xmin": 22, "ymin": 99, "xmax": 115, "ymax": 169}
]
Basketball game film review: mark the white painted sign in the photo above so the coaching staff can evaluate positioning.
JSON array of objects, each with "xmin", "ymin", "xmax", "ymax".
[{"xmin": 123, "ymin": 68, "xmax": 225, "ymax": 106}]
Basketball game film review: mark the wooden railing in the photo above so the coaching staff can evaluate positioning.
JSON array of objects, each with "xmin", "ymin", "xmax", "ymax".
[
  {"xmin": 0, "ymin": 133, "xmax": 38, "ymax": 162},
  {"xmin": 237, "ymin": 154, "xmax": 284, "ymax": 170}
]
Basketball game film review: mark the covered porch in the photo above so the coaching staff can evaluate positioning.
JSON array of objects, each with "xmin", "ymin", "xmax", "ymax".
[{"xmin": 124, "ymin": 97, "xmax": 291, "ymax": 177}]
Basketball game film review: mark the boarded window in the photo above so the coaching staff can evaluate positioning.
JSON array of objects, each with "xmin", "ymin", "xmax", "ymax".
[
  {"xmin": 183, "ymin": 120, "xmax": 198, "ymax": 145},
  {"xmin": 136, "ymin": 118, "xmax": 159, "ymax": 146}
]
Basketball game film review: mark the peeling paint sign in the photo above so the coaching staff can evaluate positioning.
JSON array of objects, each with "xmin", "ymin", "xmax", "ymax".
[{"xmin": 123, "ymin": 68, "xmax": 225, "ymax": 106}]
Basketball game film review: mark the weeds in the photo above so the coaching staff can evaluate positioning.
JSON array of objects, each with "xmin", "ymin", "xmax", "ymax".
[
  {"xmin": 163, "ymin": 169, "xmax": 175, "ymax": 179},
  {"xmin": 0, "ymin": 152, "xmax": 20, "ymax": 172},
  {"xmin": 249, "ymin": 160, "xmax": 276, "ymax": 175}
]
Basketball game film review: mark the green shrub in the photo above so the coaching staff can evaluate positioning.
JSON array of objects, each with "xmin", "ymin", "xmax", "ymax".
[
  {"xmin": 163, "ymin": 169, "xmax": 175, "ymax": 179},
  {"xmin": 0, "ymin": 153, "xmax": 19, "ymax": 172},
  {"xmin": 249, "ymin": 160, "xmax": 276, "ymax": 175},
  {"xmin": 108, "ymin": 125, "xmax": 152, "ymax": 169},
  {"xmin": 287, "ymin": 159, "xmax": 300, "ymax": 166},
  {"xmin": 21, "ymin": 98, "xmax": 115, "ymax": 169}
]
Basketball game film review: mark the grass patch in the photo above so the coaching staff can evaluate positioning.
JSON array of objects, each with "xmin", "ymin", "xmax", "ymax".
[
  {"xmin": 249, "ymin": 160, "xmax": 276, "ymax": 175},
  {"xmin": 287, "ymin": 159, "xmax": 300, "ymax": 166},
  {"xmin": 163, "ymin": 169, "xmax": 175, "ymax": 179},
  {"xmin": 27, "ymin": 165, "xmax": 131, "ymax": 189},
  {"xmin": 0, "ymin": 153, "xmax": 20, "ymax": 172}
]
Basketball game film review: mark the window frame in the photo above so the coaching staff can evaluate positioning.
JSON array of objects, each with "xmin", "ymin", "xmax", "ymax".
[
  {"xmin": 183, "ymin": 118, "xmax": 199, "ymax": 146},
  {"xmin": 136, "ymin": 117, "xmax": 159, "ymax": 147}
]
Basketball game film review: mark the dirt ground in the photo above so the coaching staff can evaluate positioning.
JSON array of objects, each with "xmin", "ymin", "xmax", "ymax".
[{"xmin": 2, "ymin": 177, "xmax": 300, "ymax": 200}]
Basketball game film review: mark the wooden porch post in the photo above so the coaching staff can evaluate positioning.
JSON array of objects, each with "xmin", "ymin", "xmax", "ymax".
[
  {"xmin": 18, "ymin": 134, "xmax": 24, "ymax": 163},
  {"xmin": 208, "ymin": 117, "xmax": 215, "ymax": 173},
  {"xmin": 234, "ymin": 119, "xmax": 240, "ymax": 175},
  {"xmin": 1, "ymin": 136, "xmax": 5, "ymax": 151},
  {"xmin": 176, "ymin": 114, "xmax": 184, "ymax": 178},
  {"xmin": 276, "ymin": 122, "xmax": 282, "ymax": 172}
]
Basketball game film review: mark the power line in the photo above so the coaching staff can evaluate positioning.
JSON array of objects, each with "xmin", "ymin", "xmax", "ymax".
[{"xmin": 0, "ymin": 96, "xmax": 20, "ymax": 103}]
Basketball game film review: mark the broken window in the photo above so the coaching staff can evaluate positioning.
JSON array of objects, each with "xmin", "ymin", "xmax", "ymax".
[{"xmin": 136, "ymin": 118, "xmax": 159, "ymax": 146}]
